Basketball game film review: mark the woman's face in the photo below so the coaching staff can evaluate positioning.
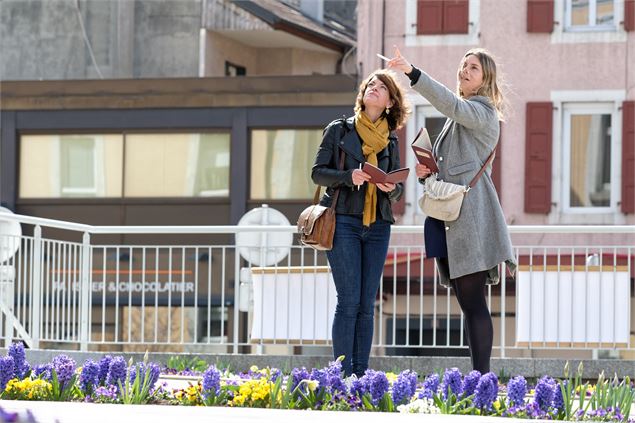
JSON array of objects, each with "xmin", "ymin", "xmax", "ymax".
[
  {"xmin": 362, "ymin": 76, "xmax": 393, "ymax": 110},
  {"xmin": 458, "ymin": 54, "xmax": 484, "ymax": 97}
]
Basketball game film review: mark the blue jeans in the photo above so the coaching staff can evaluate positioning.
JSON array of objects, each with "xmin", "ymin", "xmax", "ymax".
[{"xmin": 326, "ymin": 214, "xmax": 391, "ymax": 377}]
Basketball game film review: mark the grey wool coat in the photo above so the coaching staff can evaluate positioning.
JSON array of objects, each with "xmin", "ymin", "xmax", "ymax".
[{"xmin": 412, "ymin": 70, "xmax": 516, "ymax": 287}]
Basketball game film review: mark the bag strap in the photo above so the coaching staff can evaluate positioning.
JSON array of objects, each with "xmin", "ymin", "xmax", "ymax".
[
  {"xmin": 312, "ymin": 147, "xmax": 346, "ymax": 207},
  {"xmin": 467, "ymin": 147, "xmax": 497, "ymax": 189}
]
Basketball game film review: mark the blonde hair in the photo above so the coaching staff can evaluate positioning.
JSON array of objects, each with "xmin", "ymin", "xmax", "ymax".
[
  {"xmin": 456, "ymin": 48, "xmax": 506, "ymax": 121},
  {"xmin": 354, "ymin": 69, "xmax": 411, "ymax": 130}
]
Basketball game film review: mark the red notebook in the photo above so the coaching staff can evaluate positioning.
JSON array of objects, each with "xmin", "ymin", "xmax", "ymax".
[
  {"xmin": 362, "ymin": 162, "xmax": 410, "ymax": 184},
  {"xmin": 411, "ymin": 127, "xmax": 439, "ymax": 173}
]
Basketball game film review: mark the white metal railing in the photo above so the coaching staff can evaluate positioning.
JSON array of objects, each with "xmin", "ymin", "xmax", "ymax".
[{"xmin": 0, "ymin": 211, "xmax": 633, "ymax": 358}]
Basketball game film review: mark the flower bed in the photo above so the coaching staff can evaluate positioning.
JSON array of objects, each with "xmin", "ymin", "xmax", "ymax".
[{"xmin": 0, "ymin": 342, "xmax": 633, "ymax": 422}]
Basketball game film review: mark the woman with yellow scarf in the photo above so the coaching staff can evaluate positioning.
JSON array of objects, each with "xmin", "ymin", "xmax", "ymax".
[{"xmin": 311, "ymin": 70, "xmax": 410, "ymax": 377}]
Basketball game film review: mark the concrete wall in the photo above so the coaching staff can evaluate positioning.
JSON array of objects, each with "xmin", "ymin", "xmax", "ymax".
[
  {"xmin": 0, "ymin": 0, "xmax": 200, "ymax": 80},
  {"xmin": 205, "ymin": 31, "xmax": 343, "ymax": 77}
]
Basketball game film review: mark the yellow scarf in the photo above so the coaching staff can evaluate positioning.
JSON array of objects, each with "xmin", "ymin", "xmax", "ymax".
[{"xmin": 355, "ymin": 111, "xmax": 390, "ymax": 226}]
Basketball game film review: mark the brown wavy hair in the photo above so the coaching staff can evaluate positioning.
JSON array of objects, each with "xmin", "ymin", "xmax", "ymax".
[
  {"xmin": 456, "ymin": 48, "xmax": 506, "ymax": 121},
  {"xmin": 354, "ymin": 69, "xmax": 410, "ymax": 130}
]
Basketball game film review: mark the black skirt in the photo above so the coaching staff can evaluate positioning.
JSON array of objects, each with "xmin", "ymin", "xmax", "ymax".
[{"xmin": 424, "ymin": 216, "xmax": 448, "ymax": 258}]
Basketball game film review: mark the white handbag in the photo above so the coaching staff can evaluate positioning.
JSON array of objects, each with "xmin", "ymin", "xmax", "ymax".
[
  {"xmin": 418, "ymin": 150, "xmax": 496, "ymax": 222},
  {"xmin": 419, "ymin": 174, "xmax": 468, "ymax": 221}
]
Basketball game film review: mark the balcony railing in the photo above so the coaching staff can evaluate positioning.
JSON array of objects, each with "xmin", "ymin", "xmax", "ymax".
[{"xmin": 0, "ymin": 211, "xmax": 633, "ymax": 359}]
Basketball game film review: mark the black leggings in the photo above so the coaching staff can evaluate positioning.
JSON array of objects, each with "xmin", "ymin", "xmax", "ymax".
[{"xmin": 440, "ymin": 259, "xmax": 492, "ymax": 373}]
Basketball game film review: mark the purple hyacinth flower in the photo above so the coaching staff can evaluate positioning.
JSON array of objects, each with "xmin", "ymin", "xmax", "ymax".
[
  {"xmin": 473, "ymin": 372, "xmax": 499, "ymax": 410},
  {"xmin": 552, "ymin": 381, "xmax": 564, "ymax": 412},
  {"xmin": 441, "ymin": 368, "xmax": 463, "ymax": 399},
  {"xmin": 533, "ymin": 375, "xmax": 556, "ymax": 412},
  {"xmin": 367, "ymin": 370, "xmax": 389, "ymax": 404},
  {"xmin": 32, "ymin": 363, "xmax": 52, "ymax": 381},
  {"xmin": 270, "ymin": 368, "xmax": 282, "ymax": 383},
  {"xmin": 52, "ymin": 354, "xmax": 76, "ymax": 390},
  {"xmin": 391, "ymin": 370, "xmax": 418, "ymax": 405},
  {"xmin": 506, "ymin": 375, "xmax": 527, "ymax": 406},
  {"xmin": 79, "ymin": 359, "xmax": 100, "ymax": 394},
  {"xmin": 290, "ymin": 367, "xmax": 311, "ymax": 392},
  {"xmin": 462, "ymin": 370, "xmax": 481, "ymax": 397},
  {"xmin": 8, "ymin": 342, "xmax": 29, "ymax": 379},
  {"xmin": 129, "ymin": 362, "xmax": 160, "ymax": 389},
  {"xmin": 98, "ymin": 355, "xmax": 112, "ymax": 385},
  {"xmin": 310, "ymin": 367, "xmax": 328, "ymax": 392},
  {"xmin": 0, "ymin": 356, "xmax": 15, "ymax": 391},
  {"xmin": 418, "ymin": 373, "xmax": 440, "ymax": 399},
  {"xmin": 202, "ymin": 365, "xmax": 221, "ymax": 397},
  {"xmin": 325, "ymin": 360, "xmax": 346, "ymax": 393},
  {"xmin": 105, "ymin": 356, "xmax": 126, "ymax": 390},
  {"xmin": 350, "ymin": 375, "xmax": 367, "ymax": 398}
]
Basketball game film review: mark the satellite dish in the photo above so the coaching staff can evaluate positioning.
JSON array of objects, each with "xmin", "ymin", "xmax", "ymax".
[
  {"xmin": 235, "ymin": 204, "xmax": 292, "ymax": 266},
  {"xmin": 0, "ymin": 207, "xmax": 21, "ymax": 264}
]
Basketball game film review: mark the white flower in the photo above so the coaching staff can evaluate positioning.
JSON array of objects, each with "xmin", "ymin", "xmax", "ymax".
[
  {"xmin": 305, "ymin": 380, "xmax": 319, "ymax": 392},
  {"xmin": 397, "ymin": 398, "xmax": 440, "ymax": 414}
]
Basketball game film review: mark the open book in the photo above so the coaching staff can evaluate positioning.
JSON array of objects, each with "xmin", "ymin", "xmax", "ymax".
[
  {"xmin": 362, "ymin": 162, "xmax": 410, "ymax": 184},
  {"xmin": 411, "ymin": 127, "xmax": 439, "ymax": 173}
]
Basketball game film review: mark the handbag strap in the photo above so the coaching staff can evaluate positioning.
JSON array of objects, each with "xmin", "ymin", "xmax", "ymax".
[
  {"xmin": 312, "ymin": 147, "xmax": 346, "ymax": 207},
  {"xmin": 467, "ymin": 148, "xmax": 497, "ymax": 189}
]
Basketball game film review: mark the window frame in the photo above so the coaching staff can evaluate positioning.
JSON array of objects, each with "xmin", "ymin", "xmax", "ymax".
[
  {"xmin": 248, "ymin": 127, "xmax": 323, "ymax": 201},
  {"xmin": 550, "ymin": 90, "xmax": 625, "ymax": 223},
  {"xmin": 564, "ymin": 0, "xmax": 617, "ymax": 32},
  {"xmin": 561, "ymin": 102, "xmax": 617, "ymax": 214},
  {"xmin": 58, "ymin": 135, "xmax": 103, "ymax": 197},
  {"xmin": 18, "ymin": 130, "xmax": 232, "ymax": 200},
  {"xmin": 551, "ymin": 0, "xmax": 626, "ymax": 43},
  {"xmin": 405, "ymin": 0, "xmax": 480, "ymax": 47}
]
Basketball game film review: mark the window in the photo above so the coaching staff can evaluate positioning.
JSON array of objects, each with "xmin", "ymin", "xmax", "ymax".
[
  {"xmin": 250, "ymin": 129, "xmax": 322, "ymax": 200},
  {"xmin": 60, "ymin": 136, "xmax": 97, "ymax": 196},
  {"xmin": 20, "ymin": 134, "xmax": 123, "ymax": 198},
  {"xmin": 565, "ymin": 0, "xmax": 616, "ymax": 31},
  {"xmin": 19, "ymin": 132, "xmax": 230, "ymax": 199},
  {"xmin": 413, "ymin": 106, "xmax": 446, "ymax": 217},
  {"xmin": 562, "ymin": 103, "xmax": 617, "ymax": 212},
  {"xmin": 124, "ymin": 133, "xmax": 230, "ymax": 197},
  {"xmin": 405, "ymin": 0, "xmax": 480, "ymax": 47},
  {"xmin": 225, "ymin": 61, "xmax": 246, "ymax": 77}
]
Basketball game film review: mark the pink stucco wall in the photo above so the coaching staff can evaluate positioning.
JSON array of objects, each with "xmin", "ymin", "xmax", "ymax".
[{"xmin": 358, "ymin": 0, "xmax": 635, "ymax": 232}]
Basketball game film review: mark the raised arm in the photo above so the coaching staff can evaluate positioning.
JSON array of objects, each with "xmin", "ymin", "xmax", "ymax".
[
  {"xmin": 387, "ymin": 47, "xmax": 496, "ymax": 130},
  {"xmin": 410, "ymin": 70, "xmax": 496, "ymax": 130}
]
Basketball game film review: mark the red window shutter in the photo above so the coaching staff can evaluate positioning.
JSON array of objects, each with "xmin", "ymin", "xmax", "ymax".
[
  {"xmin": 625, "ymin": 0, "xmax": 635, "ymax": 31},
  {"xmin": 622, "ymin": 101, "xmax": 635, "ymax": 213},
  {"xmin": 443, "ymin": 0, "xmax": 469, "ymax": 34},
  {"xmin": 417, "ymin": 0, "xmax": 444, "ymax": 35},
  {"xmin": 392, "ymin": 127, "xmax": 407, "ymax": 215},
  {"xmin": 492, "ymin": 124, "xmax": 502, "ymax": 201},
  {"xmin": 524, "ymin": 102, "xmax": 553, "ymax": 213},
  {"xmin": 527, "ymin": 0, "xmax": 554, "ymax": 33}
]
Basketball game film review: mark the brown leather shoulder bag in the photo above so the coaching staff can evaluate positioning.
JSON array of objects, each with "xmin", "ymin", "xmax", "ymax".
[{"xmin": 297, "ymin": 148, "xmax": 345, "ymax": 251}]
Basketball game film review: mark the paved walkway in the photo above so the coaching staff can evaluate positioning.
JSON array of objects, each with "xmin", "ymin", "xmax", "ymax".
[{"xmin": 0, "ymin": 400, "xmax": 556, "ymax": 423}]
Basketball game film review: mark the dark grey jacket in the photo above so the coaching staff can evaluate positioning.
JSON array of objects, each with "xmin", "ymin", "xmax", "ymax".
[{"xmin": 311, "ymin": 117, "xmax": 404, "ymax": 223}]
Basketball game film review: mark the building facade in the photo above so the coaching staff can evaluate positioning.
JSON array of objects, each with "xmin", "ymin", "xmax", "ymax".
[{"xmin": 358, "ymin": 0, "xmax": 635, "ymax": 229}]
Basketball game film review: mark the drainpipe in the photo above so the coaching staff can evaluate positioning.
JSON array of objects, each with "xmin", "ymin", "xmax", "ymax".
[{"xmin": 198, "ymin": 0, "xmax": 208, "ymax": 77}]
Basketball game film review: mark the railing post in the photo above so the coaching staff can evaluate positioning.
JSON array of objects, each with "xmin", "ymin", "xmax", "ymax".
[
  {"xmin": 30, "ymin": 225, "xmax": 42, "ymax": 349},
  {"xmin": 500, "ymin": 263, "xmax": 506, "ymax": 358},
  {"xmin": 233, "ymin": 247, "xmax": 240, "ymax": 354},
  {"xmin": 79, "ymin": 232, "xmax": 91, "ymax": 351}
]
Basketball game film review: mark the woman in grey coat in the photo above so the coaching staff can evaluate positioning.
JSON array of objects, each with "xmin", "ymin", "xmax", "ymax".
[{"xmin": 388, "ymin": 48, "xmax": 516, "ymax": 373}]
